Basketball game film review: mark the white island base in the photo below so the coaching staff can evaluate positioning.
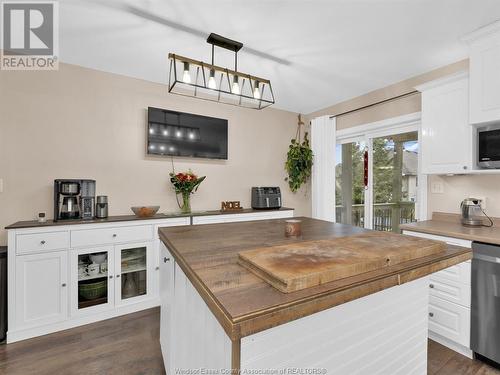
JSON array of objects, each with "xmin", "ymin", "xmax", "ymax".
[{"xmin": 160, "ymin": 244, "xmax": 430, "ymax": 375}]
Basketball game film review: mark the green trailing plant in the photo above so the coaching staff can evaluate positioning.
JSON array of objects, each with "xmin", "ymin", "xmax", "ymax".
[{"xmin": 285, "ymin": 115, "xmax": 313, "ymax": 192}]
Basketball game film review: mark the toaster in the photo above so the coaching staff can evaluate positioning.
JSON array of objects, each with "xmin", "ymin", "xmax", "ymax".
[{"xmin": 251, "ymin": 187, "xmax": 282, "ymax": 209}]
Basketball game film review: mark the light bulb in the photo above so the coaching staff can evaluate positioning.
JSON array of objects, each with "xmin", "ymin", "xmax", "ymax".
[
  {"xmin": 149, "ymin": 128, "xmax": 155, "ymax": 135},
  {"xmin": 232, "ymin": 76, "xmax": 240, "ymax": 95},
  {"xmin": 253, "ymin": 81, "xmax": 261, "ymax": 99},
  {"xmin": 208, "ymin": 69, "xmax": 217, "ymax": 89},
  {"xmin": 182, "ymin": 62, "xmax": 191, "ymax": 84},
  {"xmin": 176, "ymin": 130, "xmax": 182, "ymax": 138},
  {"xmin": 188, "ymin": 132, "xmax": 195, "ymax": 139},
  {"xmin": 163, "ymin": 130, "xmax": 168, "ymax": 136}
]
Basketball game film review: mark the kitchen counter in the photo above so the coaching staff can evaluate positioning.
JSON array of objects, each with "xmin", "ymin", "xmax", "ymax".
[
  {"xmin": 159, "ymin": 216, "xmax": 471, "ymax": 341},
  {"xmin": 5, "ymin": 207, "xmax": 294, "ymax": 230},
  {"xmin": 400, "ymin": 211, "xmax": 500, "ymax": 245}
]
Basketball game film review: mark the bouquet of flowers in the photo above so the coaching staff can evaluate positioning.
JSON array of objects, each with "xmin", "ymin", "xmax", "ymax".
[{"xmin": 169, "ymin": 169, "xmax": 206, "ymax": 213}]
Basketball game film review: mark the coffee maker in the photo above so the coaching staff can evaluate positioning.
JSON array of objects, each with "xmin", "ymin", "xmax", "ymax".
[{"xmin": 54, "ymin": 179, "xmax": 96, "ymax": 221}]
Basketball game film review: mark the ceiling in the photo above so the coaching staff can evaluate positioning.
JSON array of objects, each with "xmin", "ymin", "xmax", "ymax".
[{"xmin": 60, "ymin": 0, "xmax": 500, "ymax": 114}]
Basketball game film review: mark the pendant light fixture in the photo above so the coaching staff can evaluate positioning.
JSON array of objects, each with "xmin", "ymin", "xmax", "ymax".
[{"xmin": 168, "ymin": 33, "xmax": 275, "ymax": 109}]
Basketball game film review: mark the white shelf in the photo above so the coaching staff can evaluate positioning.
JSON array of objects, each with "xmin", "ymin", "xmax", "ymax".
[
  {"xmin": 122, "ymin": 264, "xmax": 146, "ymax": 275},
  {"xmin": 78, "ymin": 272, "xmax": 108, "ymax": 282}
]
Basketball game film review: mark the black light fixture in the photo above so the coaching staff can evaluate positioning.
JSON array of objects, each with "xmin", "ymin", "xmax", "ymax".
[{"xmin": 168, "ymin": 33, "xmax": 275, "ymax": 110}]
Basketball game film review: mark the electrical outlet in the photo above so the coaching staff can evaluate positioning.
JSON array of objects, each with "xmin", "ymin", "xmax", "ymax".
[{"xmin": 431, "ymin": 180, "xmax": 444, "ymax": 194}]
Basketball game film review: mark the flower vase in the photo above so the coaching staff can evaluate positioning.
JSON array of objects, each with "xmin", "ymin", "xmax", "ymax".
[{"xmin": 180, "ymin": 192, "xmax": 191, "ymax": 214}]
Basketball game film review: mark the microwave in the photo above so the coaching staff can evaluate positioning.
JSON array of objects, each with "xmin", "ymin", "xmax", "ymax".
[{"xmin": 478, "ymin": 124, "xmax": 500, "ymax": 169}]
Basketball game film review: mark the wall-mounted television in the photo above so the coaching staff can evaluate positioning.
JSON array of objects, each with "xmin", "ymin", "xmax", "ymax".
[{"xmin": 147, "ymin": 107, "xmax": 228, "ymax": 160}]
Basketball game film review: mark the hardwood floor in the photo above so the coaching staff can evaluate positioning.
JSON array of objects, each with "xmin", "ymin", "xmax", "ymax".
[
  {"xmin": 0, "ymin": 308, "xmax": 165, "ymax": 375},
  {"xmin": 428, "ymin": 339, "xmax": 500, "ymax": 375},
  {"xmin": 0, "ymin": 307, "xmax": 499, "ymax": 375}
]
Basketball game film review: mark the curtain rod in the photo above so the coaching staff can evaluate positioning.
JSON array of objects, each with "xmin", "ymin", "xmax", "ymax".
[{"xmin": 328, "ymin": 90, "xmax": 419, "ymax": 119}]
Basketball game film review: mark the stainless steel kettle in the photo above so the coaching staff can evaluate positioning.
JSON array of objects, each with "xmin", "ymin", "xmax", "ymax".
[{"xmin": 461, "ymin": 198, "xmax": 484, "ymax": 227}]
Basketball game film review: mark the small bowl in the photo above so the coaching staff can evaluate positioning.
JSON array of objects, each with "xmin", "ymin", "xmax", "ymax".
[{"xmin": 131, "ymin": 206, "xmax": 160, "ymax": 218}]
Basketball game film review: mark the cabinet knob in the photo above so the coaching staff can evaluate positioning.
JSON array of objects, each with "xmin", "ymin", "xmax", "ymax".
[
  {"xmin": 116, "ymin": 274, "xmax": 120, "ymax": 278},
  {"xmin": 163, "ymin": 257, "xmax": 170, "ymax": 263},
  {"xmin": 109, "ymin": 275, "xmax": 113, "ymax": 279},
  {"xmin": 155, "ymin": 266, "xmax": 160, "ymax": 271},
  {"xmin": 463, "ymin": 166, "xmax": 468, "ymax": 170},
  {"xmin": 112, "ymin": 234, "xmax": 117, "ymax": 238},
  {"xmin": 429, "ymin": 312, "xmax": 434, "ymax": 317},
  {"xmin": 62, "ymin": 283, "xmax": 66, "ymax": 287},
  {"xmin": 429, "ymin": 284, "xmax": 434, "ymax": 289},
  {"xmin": 40, "ymin": 240, "xmax": 46, "ymax": 245}
]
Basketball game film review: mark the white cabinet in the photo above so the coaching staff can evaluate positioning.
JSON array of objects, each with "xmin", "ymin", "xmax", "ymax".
[
  {"xmin": 192, "ymin": 209, "xmax": 294, "ymax": 225},
  {"xmin": 159, "ymin": 243, "xmax": 175, "ymax": 375},
  {"xmin": 416, "ymin": 72, "xmax": 473, "ymax": 174},
  {"xmin": 15, "ymin": 251, "xmax": 68, "ymax": 329},
  {"xmin": 463, "ymin": 22, "xmax": 500, "ymax": 124},
  {"xmin": 403, "ymin": 230, "xmax": 472, "ymax": 358}
]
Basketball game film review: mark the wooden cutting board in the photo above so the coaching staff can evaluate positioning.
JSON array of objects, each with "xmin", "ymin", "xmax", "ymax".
[{"xmin": 238, "ymin": 231, "xmax": 447, "ymax": 293}]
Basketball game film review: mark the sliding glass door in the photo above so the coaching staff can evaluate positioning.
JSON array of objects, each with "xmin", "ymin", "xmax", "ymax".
[{"xmin": 335, "ymin": 125, "xmax": 420, "ymax": 232}]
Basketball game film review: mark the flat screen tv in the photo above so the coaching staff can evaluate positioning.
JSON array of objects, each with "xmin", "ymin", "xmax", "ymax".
[{"xmin": 147, "ymin": 107, "xmax": 228, "ymax": 160}]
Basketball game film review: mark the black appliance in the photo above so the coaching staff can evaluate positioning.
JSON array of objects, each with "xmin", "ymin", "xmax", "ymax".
[
  {"xmin": 0, "ymin": 246, "xmax": 6, "ymax": 342},
  {"xmin": 471, "ymin": 241, "xmax": 500, "ymax": 365},
  {"xmin": 251, "ymin": 187, "xmax": 281, "ymax": 209},
  {"xmin": 147, "ymin": 107, "xmax": 228, "ymax": 160},
  {"xmin": 54, "ymin": 179, "xmax": 96, "ymax": 221},
  {"xmin": 478, "ymin": 124, "xmax": 500, "ymax": 169}
]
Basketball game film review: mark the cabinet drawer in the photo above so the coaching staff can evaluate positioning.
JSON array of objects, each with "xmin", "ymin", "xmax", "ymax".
[
  {"xmin": 429, "ymin": 295, "xmax": 470, "ymax": 347},
  {"xmin": 429, "ymin": 278, "xmax": 471, "ymax": 307},
  {"xmin": 71, "ymin": 225, "xmax": 153, "ymax": 248},
  {"xmin": 16, "ymin": 231, "xmax": 70, "ymax": 254},
  {"xmin": 402, "ymin": 230, "xmax": 472, "ymax": 248},
  {"xmin": 431, "ymin": 261, "xmax": 471, "ymax": 285}
]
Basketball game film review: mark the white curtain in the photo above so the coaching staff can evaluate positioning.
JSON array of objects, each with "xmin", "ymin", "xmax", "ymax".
[{"xmin": 310, "ymin": 116, "xmax": 336, "ymax": 222}]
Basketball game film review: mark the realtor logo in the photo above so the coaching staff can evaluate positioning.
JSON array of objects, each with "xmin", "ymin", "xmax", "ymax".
[{"xmin": 1, "ymin": 1, "xmax": 59, "ymax": 70}]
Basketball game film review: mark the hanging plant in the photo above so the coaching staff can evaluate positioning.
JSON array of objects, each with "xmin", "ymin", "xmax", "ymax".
[{"xmin": 285, "ymin": 115, "xmax": 313, "ymax": 192}]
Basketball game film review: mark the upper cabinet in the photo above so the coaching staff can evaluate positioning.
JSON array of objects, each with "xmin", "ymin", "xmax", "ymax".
[
  {"xmin": 416, "ymin": 72, "xmax": 472, "ymax": 174},
  {"xmin": 463, "ymin": 21, "xmax": 500, "ymax": 124}
]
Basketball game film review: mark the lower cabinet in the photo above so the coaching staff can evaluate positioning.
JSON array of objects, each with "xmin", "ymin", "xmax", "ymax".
[
  {"xmin": 403, "ymin": 230, "xmax": 473, "ymax": 357},
  {"xmin": 15, "ymin": 251, "xmax": 68, "ymax": 330},
  {"xmin": 70, "ymin": 242, "xmax": 154, "ymax": 318}
]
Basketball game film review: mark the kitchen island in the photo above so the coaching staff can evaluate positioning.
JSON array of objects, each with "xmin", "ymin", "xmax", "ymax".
[{"xmin": 158, "ymin": 217, "xmax": 471, "ymax": 374}]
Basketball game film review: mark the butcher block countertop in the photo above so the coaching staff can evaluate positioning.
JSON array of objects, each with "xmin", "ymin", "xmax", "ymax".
[
  {"xmin": 159, "ymin": 217, "xmax": 471, "ymax": 340},
  {"xmin": 401, "ymin": 212, "xmax": 500, "ymax": 245}
]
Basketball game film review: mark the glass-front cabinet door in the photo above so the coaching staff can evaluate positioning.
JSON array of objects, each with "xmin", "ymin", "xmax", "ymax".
[
  {"xmin": 115, "ymin": 242, "xmax": 152, "ymax": 305},
  {"xmin": 70, "ymin": 246, "xmax": 114, "ymax": 316}
]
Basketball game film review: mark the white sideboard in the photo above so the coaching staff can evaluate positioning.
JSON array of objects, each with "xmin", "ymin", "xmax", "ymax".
[
  {"xmin": 402, "ymin": 230, "xmax": 473, "ymax": 358},
  {"xmin": 7, "ymin": 209, "xmax": 294, "ymax": 343}
]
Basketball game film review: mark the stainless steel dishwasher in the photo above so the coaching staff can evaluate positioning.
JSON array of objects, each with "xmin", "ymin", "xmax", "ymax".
[{"xmin": 471, "ymin": 241, "xmax": 500, "ymax": 364}]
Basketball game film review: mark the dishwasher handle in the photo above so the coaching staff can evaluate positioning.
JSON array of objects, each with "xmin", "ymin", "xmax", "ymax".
[{"xmin": 473, "ymin": 253, "xmax": 500, "ymax": 264}]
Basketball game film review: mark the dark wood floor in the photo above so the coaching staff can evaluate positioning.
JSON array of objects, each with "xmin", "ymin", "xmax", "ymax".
[{"xmin": 1, "ymin": 307, "xmax": 499, "ymax": 374}]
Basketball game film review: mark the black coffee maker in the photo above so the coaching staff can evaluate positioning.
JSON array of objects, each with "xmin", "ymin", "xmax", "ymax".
[{"xmin": 54, "ymin": 179, "xmax": 96, "ymax": 221}]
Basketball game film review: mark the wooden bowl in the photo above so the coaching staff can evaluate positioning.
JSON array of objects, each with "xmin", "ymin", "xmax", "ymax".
[{"xmin": 131, "ymin": 206, "xmax": 160, "ymax": 218}]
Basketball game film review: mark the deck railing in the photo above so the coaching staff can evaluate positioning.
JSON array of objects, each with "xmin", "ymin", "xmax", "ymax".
[{"xmin": 335, "ymin": 202, "xmax": 416, "ymax": 232}]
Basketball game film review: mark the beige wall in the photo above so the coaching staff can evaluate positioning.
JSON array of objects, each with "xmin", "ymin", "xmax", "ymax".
[
  {"xmin": 0, "ymin": 63, "xmax": 311, "ymax": 245},
  {"xmin": 428, "ymin": 174, "xmax": 500, "ymax": 217}
]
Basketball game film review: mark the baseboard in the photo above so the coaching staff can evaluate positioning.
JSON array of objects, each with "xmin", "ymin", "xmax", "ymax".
[
  {"xmin": 7, "ymin": 298, "xmax": 160, "ymax": 343},
  {"xmin": 429, "ymin": 330, "xmax": 473, "ymax": 359}
]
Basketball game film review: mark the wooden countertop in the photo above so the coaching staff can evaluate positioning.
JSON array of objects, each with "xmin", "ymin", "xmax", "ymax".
[
  {"xmin": 400, "ymin": 212, "xmax": 500, "ymax": 245},
  {"xmin": 159, "ymin": 216, "xmax": 471, "ymax": 340},
  {"xmin": 5, "ymin": 207, "xmax": 293, "ymax": 230}
]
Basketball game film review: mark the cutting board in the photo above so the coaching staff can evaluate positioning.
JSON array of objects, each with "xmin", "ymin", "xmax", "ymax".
[{"xmin": 238, "ymin": 231, "xmax": 446, "ymax": 293}]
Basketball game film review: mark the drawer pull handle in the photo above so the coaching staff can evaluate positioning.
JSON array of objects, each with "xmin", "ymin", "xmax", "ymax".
[
  {"xmin": 164, "ymin": 257, "xmax": 170, "ymax": 263},
  {"xmin": 40, "ymin": 240, "xmax": 46, "ymax": 245},
  {"xmin": 112, "ymin": 234, "xmax": 117, "ymax": 238},
  {"xmin": 429, "ymin": 312, "xmax": 434, "ymax": 317},
  {"xmin": 429, "ymin": 284, "xmax": 434, "ymax": 289},
  {"xmin": 62, "ymin": 283, "xmax": 66, "ymax": 287},
  {"xmin": 155, "ymin": 266, "xmax": 160, "ymax": 271}
]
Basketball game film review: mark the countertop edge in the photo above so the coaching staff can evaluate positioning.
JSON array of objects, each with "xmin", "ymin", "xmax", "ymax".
[
  {"xmin": 159, "ymin": 226, "xmax": 471, "ymax": 340},
  {"xmin": 5, "ymin": 207, "xmax": 294, "ymax": 230},
  {"xmin": 400, "ymin": 222, "xmax": 500, "ymax": 245}
]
